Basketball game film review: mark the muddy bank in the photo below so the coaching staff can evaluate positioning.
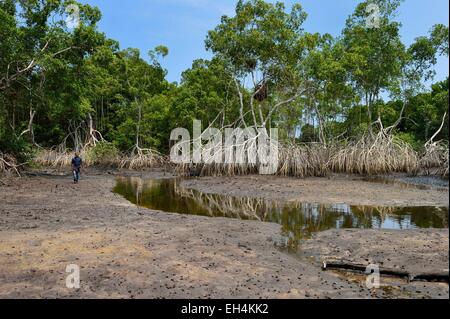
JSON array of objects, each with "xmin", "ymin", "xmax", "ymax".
[
  {"xmin": 378, "ymin": 174, "xmax": 449, "ymax": 189},
  {"xmin": 0, "ymin": 173, "xmax": 448, "ymax": 299},
  {"xmin": 301, "ymin": 229, "xmax": 449, "ymax": 276},
  {"xmin": 181, "ymin": 174, "xmax": 449, "ymax": 207},
  {"xmin": 301, "ymin": 229, "xmax": 449, "ymax": 298}
]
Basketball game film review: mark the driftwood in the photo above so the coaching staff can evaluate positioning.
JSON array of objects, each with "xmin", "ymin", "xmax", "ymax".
[
  {"xmin": 322, "ymin": 261, "xmax": 449, "ymax": 283},
  {"xmin": 413, "ymin": 273, "xmax": 450, "ymax": 283}
]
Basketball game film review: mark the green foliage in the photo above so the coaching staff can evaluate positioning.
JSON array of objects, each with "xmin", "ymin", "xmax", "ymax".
[
  {"xmin": 299, "ymin": 124, "xmax": 316, "ymax": 143},
  {"xmin": 0, "ymin": 0, "xmax": 448, "ymax": 168},
  {"xmin": 86, "ymin": 142, "xmax": 119, "ymax": 164},
  {"xmin": 394, "ymin": 132, "xmax": 421, "ymax": 151},
  {"xmin": 206, "ymin": 0, "xmax": 315, "ymax": 127},
  {"xmin": 342, "ymin": 0, "xmax": 406, "ymax": 125}
]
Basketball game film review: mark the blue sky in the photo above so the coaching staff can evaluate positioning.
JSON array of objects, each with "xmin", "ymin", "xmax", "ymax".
[{"xmin": 79, "ymin": 0, "xmax": 449, "ymax": 84}]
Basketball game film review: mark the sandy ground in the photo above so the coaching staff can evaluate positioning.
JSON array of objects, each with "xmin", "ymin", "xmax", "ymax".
[
  {"xmin": 0, "ymin": 170, "xmax": 448, "ymax": 299},
  {"xmin": 181, "ymin": 175, "xmax": 449, "ymax": 207}
]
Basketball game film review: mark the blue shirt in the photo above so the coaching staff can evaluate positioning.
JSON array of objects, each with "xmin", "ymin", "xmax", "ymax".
[{"xmin": 72, "ymin": 156, "xmax": 82, "ymax": 168}]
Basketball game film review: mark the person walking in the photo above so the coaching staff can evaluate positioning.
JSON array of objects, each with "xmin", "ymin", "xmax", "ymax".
[{"xmin": 71, "ymin": 152, "xmax": 83, "ymax": 184}]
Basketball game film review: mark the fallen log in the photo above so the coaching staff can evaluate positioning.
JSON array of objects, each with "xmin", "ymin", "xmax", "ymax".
[
  {"xmin": 322, "ymin": 261, "xmax": 449, "ymax": 283},
  {"xmin": 413, "ymin": 273, "xmax": 449, "ymax": 283}
]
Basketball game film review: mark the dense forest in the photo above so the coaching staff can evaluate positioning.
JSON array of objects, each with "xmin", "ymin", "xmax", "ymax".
[{"xmin": 0, "ymin": 0, "xmax": 448, "ymax": 176}]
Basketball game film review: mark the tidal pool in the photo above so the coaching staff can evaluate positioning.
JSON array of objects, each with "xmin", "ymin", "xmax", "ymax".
[{"xmin": 114, "ymin": 176, "xmax": 449, "ymax": 250}]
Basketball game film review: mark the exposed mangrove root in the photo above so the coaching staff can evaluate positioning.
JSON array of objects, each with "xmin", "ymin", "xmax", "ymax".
[
  {"xmin": 174, "ymin": 133, "xmax": 423, "ymax": 178},
  {"xmin": 34, "ymin": 148, "xmax": 86, "ymax": 168},
  {"xmin": 173, "ymin": 127, "xmax": 269, "ymax": 177},
  {"xmin": 34, "ymin": 147, "xmax": 165, "ymax": 170},
  {"xmin": 0, "ymin": 152, "xmax": 21, "ymax": 176},
  {"xmin": 85, "ymin": 113, "xmax": 105, "ymax": 148},
  {"xmin": 26, "ymin": 110, "xmax": 450, "ymax": 178},
  {"xmin": 329, "ymin": 132, "xmax": 419, "ymax": 176},
  {"xmin": 33, "ymin": 113, "xmax": 165, "ymax": 169},
  {"xmin": 421, "ymin": 141, "xmax": 449, "ymax": 177},
  {"xmin": 421, "ymin": 112, "xmax": 449, "ymax": 178},
  {"xmin": 119, "ymin": 147, "xmax": 166, "ymax": 170},
  {"xmin": 278, "ymin": 143, "xmax": 329, "ymax": 178},
  {"xmin": 30, "ymin": 134, "xmax": 450, "ymax": 178},
  {"xmin": 169, "ymin": 111, "xmax": 446, "ymax": 178},
  {"xmin": 322, "ymin": 260, "xmax": 449, "ymax": 283}
]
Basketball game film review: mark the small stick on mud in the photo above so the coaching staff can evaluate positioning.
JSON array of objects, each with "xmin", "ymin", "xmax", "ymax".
[
  {"xmin": 413, "ymin": 273, "xmax": 450, "ymax": 283},
  {"xmin": 322, "ymin": 260, "xmax": 449, "ymax": 283}
]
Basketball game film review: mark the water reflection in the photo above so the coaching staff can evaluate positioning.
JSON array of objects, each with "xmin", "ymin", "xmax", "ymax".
[{"xmin": 114, "ymin": 176, "xmax": 449, "ymax": 250}]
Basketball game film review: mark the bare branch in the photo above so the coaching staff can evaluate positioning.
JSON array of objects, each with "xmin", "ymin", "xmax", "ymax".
[
  {"xmin": 0, "ymin": 42, "xmax": 75, "ymax": 90},
  {"xmin": 426, "ymin": 112, "xmax": 448, "ymax": 147}
]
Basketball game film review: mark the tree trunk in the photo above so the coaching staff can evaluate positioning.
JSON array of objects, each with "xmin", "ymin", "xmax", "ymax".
[{"xmin": 19, "ymin": 107, "xmax": 36, "ymax": 145}]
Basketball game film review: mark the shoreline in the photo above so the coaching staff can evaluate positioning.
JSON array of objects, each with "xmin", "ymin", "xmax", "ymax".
[{"xmin": 181, "ymin": 174, "xmax": 449, "ymax": 207}]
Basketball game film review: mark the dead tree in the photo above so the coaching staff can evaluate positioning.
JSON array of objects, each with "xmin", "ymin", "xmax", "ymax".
[
  {"xmin": 19, "ymin": 107, "xmax": 37, "ymax": 145},
  {"xmin": 85, "ymin": 113, "xmax": 104, "ymax": 147}
]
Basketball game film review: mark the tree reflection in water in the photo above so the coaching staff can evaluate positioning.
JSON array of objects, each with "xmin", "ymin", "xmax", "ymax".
[{"xmin": 114, "ymin": 177, "xmax": 449, "ymax": 251}]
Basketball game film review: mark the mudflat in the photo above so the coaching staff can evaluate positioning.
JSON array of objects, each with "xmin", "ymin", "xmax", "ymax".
[
  {"xmin": 181, "ymin": 174, "xmax": 449, "ymax": 207},
  {"xmin": 0, "ymin": 171, "xmax": 448, "ymax": 298}
]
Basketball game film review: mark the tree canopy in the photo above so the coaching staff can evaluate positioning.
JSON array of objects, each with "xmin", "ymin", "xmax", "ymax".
[{"xmin": 0, "ymin": 0, "xmax": 448, "ymax": 165}]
